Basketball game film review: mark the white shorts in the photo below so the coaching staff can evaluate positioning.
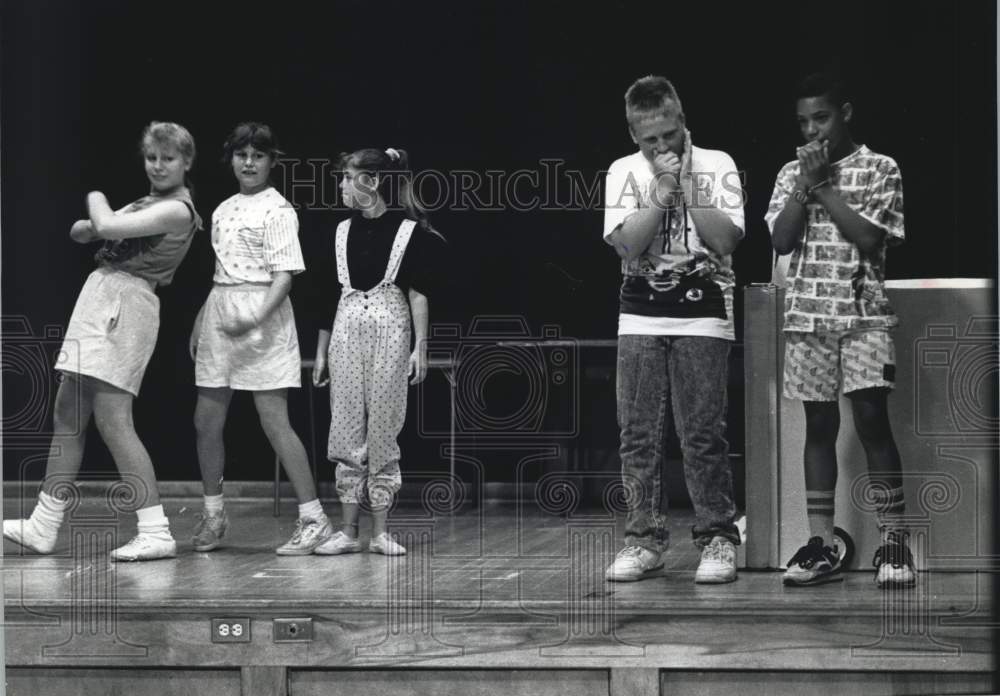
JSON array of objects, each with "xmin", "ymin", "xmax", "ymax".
[
  {"xmin": 194, "ymin": 284, "xmax": 301, "ymax": 390},
  {"xmin": 56, "ymin": 267, "xmax": 159, "ymax": 396}
]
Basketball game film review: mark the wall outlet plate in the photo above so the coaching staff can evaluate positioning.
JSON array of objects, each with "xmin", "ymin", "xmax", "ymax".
[
  {"xmin": 211, "ymin": 617, "xmax": 251, "ymax": 643},
  {"xmin": 273, "ymin": 617, "xmax": 313, "ymax": 642}
]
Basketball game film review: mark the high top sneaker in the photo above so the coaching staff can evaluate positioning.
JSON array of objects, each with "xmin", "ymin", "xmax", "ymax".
[
  {"xmin": 873, "ymin": 530, "xmax": 916, "ymax": 588},
  {"xmin": 783, "ymin": 536, "xmax": 843, "ymax": 586}
]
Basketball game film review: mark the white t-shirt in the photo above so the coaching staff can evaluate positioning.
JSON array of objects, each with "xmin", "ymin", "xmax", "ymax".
[
  {"xmin": 603, "ymin": 146, "xmax": 744, "ymax": 339},
  {"xmin": 211, "ymin": 187, "xmax": 305, "ymax": 284}
]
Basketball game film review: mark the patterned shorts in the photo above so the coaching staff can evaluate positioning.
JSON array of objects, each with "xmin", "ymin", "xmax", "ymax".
[{"xmin": 783, "ymin": 329, "xmax": 896, "ymax": 402}]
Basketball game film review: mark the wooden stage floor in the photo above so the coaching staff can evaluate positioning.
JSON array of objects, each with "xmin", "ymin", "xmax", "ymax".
[{"xmin": 3, "ymin": 497, "xmax": 996, "ymax": 695}]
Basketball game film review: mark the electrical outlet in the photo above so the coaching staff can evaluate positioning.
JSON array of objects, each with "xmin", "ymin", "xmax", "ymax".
[
  {"xmin": 211, "ymin": 618, "xmax": 251, "ymax": 643},
  {"xmin": 273, "ymin": 617, "xmax": 313, "ymax": 642}
]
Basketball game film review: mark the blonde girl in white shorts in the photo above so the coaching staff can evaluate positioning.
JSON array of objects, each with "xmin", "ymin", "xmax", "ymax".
[
  {"xmin": 190, "ymin": 122, "xmax": 332, "ymax": 555},
  {"xmin": 4, "ymin": 122, "xmax": 202, "ymax": 562}
]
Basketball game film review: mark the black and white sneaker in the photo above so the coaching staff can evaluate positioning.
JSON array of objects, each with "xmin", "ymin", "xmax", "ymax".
[
  {"xmin": 873, "ymin": 531, "xmax": 916, "ymax": 588},
  {"xmin": 783, "ymin": 536, "xmax": 843, "ymax": 586}
]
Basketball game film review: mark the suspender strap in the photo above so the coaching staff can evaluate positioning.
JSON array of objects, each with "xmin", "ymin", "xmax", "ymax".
[
  {"xmin": 335, "ymin": 219, "xmax": 354, "ymax": 292},
  {"xmin": 383, "ymin": 219, "xmax": 416, "ymax": 284}
]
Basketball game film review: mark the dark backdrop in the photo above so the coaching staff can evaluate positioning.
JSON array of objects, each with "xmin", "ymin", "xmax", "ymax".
[{"xmin": 3, "ymin": 0, "xmax": 996, "ymax": 484}]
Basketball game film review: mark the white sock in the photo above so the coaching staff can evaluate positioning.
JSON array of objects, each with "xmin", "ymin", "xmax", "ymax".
[
  {"xmin": 298, "ymin": 499, "xmax": 324, "ymax": 521},
  {"xmin": 806, "ymin": 490, "xmax": 835, "ymax": 548},
  {"xmin": 203, "ymin": 494, "xmax": 225, "ymax": 516},
  {"xmin": 135, "ymin": 505, "xmax": 171, "ymax": 538},
  {"xmin": 31, "ymin": 490, "xmax": 68, "ymax": 533}
]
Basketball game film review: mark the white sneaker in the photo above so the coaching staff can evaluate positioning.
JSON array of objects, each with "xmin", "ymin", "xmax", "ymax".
[
  {"xmin": 110, "ymin": 533, "xmax": 178, "ymax": 562},
  {"xmin": 275, "ymin": 516, "xmax": 332, "ymax": 556},
  {"xmin": 695, "ymin": 536, "xmax": 737, "ymax": 584},
  {"xmin": 3, "ymin": 518, "xmax": 59, "ymax": 554},
  {"xmin": 605, "ymin": 545, "xmax": 665, "ymax": 582},
  {"xmin": 369, "ymin": 532, "xmax": 406, "ymax": 556},
  {"xmin": 313, "ymin": 531, "xmax": 363, "ymax": 555}
]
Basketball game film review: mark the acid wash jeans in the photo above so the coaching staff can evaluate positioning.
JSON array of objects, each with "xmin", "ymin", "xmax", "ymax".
[{"xmin": 616, "ymin": 334, "xmax": 740, "ymax": 553}]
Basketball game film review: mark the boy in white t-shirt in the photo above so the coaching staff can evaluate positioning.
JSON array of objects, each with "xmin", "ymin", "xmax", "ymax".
[{"xmin": 603, "ymin": 75, "xmax": 745, "ymax": 584}]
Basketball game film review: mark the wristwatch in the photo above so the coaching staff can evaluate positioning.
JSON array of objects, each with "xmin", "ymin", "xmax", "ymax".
[
  {"xmin": 809, "ymin": 178, "xmax": 831, "ymax": 195},
  {"xmin": 792, "ymin": 187, "xmax": 810, "ymax": 205}
]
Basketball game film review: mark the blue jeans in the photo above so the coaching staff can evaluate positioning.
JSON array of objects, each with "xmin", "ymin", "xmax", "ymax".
[{"xmin": 616, "ymin": 335, "xmax": 739, "ymax": 552}]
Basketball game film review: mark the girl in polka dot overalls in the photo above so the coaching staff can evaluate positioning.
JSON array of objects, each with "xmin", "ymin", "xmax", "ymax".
[
  {"xmin": 312, "ymin": 147, "xmax": 442, "ymax": 557},
  {"xmin": 190, "ymin": 123, "xmax": 333, "ymax": 555}
]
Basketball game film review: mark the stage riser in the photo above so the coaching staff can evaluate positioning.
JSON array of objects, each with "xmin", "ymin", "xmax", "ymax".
[
  {"xmin": 6, "ymin": 669, "xmax": 242, "ymax": 696},
  {"xmin": 4, "ymin": 667, "xmax": 993, "ymax": 696},
  {"xmin": 5, "ymin": 502, "xmax": 992, "ymax": 694},
  {"xmin": 6, "ymin": 610, "xmax": 990, "ymax": 671}
]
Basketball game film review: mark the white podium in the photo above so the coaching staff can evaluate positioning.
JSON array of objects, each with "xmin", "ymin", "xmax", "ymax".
[{"xmin": 744, "ymin": 280, "xmax": 996, "ymax": 571}]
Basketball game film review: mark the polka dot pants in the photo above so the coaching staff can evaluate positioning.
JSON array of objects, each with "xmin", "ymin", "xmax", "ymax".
[{"xmin": 327, "ymin": 283, "xmax": 411, "ymax": 509}]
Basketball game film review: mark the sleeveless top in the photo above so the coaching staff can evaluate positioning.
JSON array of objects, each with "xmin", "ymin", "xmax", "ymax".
[{"xmin": 95, "ymin": 186, "xmax": 203, "ymax": 287}]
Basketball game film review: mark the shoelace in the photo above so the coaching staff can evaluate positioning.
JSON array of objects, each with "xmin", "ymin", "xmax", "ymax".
[
  {"xmin": 194, "ymin": 513, "xmax": 223, "ymax": 533},
  {"xmin": 290, "ymin": 518, "xmax": 323, "ymax": 544},
  {"xmin": 786, "ymin": 537, "xmax": 828, "ymax": 569},
  {"xmin": 872, "ymin": 535, "xmax": 915, "ymax": 570},
  {"xmin": 287, "ymin": 519, "xmax": 307, "ymax": 544},
  {"xmin": 702, "ymin": 541, "xmax": 722, "ymax": 561},
  {"xmin": 618, "ymin": 545, "xmax": 645, "ymax": 558}
]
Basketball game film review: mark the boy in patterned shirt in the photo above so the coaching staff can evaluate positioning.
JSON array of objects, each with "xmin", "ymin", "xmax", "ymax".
[{"xmin": 766, "ymin": 74, "xmax": 915, "ymax": 588}]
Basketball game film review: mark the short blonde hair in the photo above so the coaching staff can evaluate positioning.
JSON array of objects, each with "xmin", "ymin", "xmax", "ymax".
[
  {"xmin": 624, "ymin": 75, "xmax": 685, "ymax": 128},
  {"xmin": 141, "ymin": 121, "xmax": 196, "ymax": 164}
]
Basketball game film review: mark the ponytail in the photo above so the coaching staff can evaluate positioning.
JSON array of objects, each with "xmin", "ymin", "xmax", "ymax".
[
  {"xmin": 339, "ymin": 147, "xmax": 439, "ymax": 236},
  {"xmin": 384, "ymin": 147, "xmax": 433, "ymax": 232}
]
